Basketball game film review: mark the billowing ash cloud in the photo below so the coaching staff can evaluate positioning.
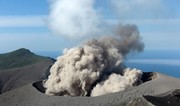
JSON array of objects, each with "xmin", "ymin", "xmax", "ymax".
[
  {"xmin": 48, "ymin": 0, "xmax": 100, "ymax": 37},
  {"xmin": 43, "ymin": 0, "xmax": 152, "ymax": 97},
  {"xmin": 44, "ymin": 24, "xmax": 144, "ymax": 96},
  {"xmin": 91, "ymin": 68, "xmax": 142, "ymax": 96}
]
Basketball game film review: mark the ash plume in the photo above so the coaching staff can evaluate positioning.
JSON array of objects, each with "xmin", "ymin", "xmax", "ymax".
[
  {"xmin": 91, "ymin": 68, "xmax": 143, "ymax": 96},
  {"xmin": 44, "ymin": 24, "xmax": 144, "ymax": 96},
  {"xmin": 43, "ymin": 0, "xmax": 150, "ymax": 97}
]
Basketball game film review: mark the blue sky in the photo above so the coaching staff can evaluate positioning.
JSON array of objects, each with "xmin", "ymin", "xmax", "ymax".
[{"xmin": 0, "ymin": 0, "xmax": 180, "ymax": 53}]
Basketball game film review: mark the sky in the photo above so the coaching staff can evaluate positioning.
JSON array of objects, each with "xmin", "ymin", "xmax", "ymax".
[{"xmin": 0, "ymin": 0, "xmax": 180, "ymax": 53}]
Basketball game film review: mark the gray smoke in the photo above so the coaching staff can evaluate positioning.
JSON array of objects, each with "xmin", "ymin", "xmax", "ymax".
[{"xmin": 44, "ymin": 24, "xmax": 144, "ymax": 96}]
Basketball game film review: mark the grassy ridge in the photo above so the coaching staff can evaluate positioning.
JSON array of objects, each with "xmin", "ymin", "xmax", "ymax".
[{"xmin": 0, "ymin": 48, "xmax": 49, "ymax": 70}]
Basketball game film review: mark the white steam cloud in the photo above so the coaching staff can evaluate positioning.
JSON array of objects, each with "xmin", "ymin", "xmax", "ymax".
[
  {"xmin": 48, "ymin": 0, "xmax": 163, "ymax": 37},
  {"xmin": 48, "ymin": 0, "xmax": 100, "ymax": 37}
]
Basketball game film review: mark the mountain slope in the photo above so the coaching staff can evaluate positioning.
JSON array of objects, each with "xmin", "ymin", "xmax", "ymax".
[
  {"xmin": 0, "ymin": 48, "xmax": 49, "ymax": 70},
  {"xmin": 0, "ymin": 48, "xmax": 55, "ymax": 94}
]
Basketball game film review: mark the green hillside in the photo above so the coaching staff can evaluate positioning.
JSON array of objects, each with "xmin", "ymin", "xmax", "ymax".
[{"xmin": 0, "ymin": 48, "xmax": 49, "ymax": 70}]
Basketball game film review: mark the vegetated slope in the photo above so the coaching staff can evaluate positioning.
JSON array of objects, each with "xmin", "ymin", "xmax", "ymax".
[
  {"xmin": 0, "ymin": 48, "xmax": 49, "ymax": 70},
  {"xmin": 0, "ymin": 48, "xmax": 55, "ymax": 94}
]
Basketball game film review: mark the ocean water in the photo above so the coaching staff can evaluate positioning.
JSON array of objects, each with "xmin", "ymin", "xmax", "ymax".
[
  {"xmin": 35, "ymin": 51, "xmax": 61, "ymax": 59},
  {"xmin": 36, "ymin": 50, "xmax": 180, "ymax": 78},
  {"xmin": 127, "ymin": 50, "xmax": 180, "ymax": 59},
  {"xmin": 126, "ymin": 50, "xmax": 180, "ymax": 78},
  {"xmin": 126, "ymin": 62, "xmax": 180, "ymax": 78}
]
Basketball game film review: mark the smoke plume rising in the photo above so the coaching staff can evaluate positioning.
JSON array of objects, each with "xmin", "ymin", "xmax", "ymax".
[
  {"xmin": 44, "ymin": 24, "xmax": 144, "ymax": 96},
  {"xmin": 43, "ymin": 0, "xmax": 153, "ymax": 97}
]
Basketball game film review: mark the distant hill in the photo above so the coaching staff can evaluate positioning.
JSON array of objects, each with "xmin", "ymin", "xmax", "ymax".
[
  {"xmin": 0, "ymin": 48, "xmax": 50, "ymax": 70},
  {"xmin": 0, "ymin": 48, "xmax": 55, "ymax": 94}
]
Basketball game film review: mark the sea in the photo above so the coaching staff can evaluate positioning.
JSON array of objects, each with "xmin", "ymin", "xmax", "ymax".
[{"xmin": 35, "ymin": 50, "xmax": 180, "ymax": 78}]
